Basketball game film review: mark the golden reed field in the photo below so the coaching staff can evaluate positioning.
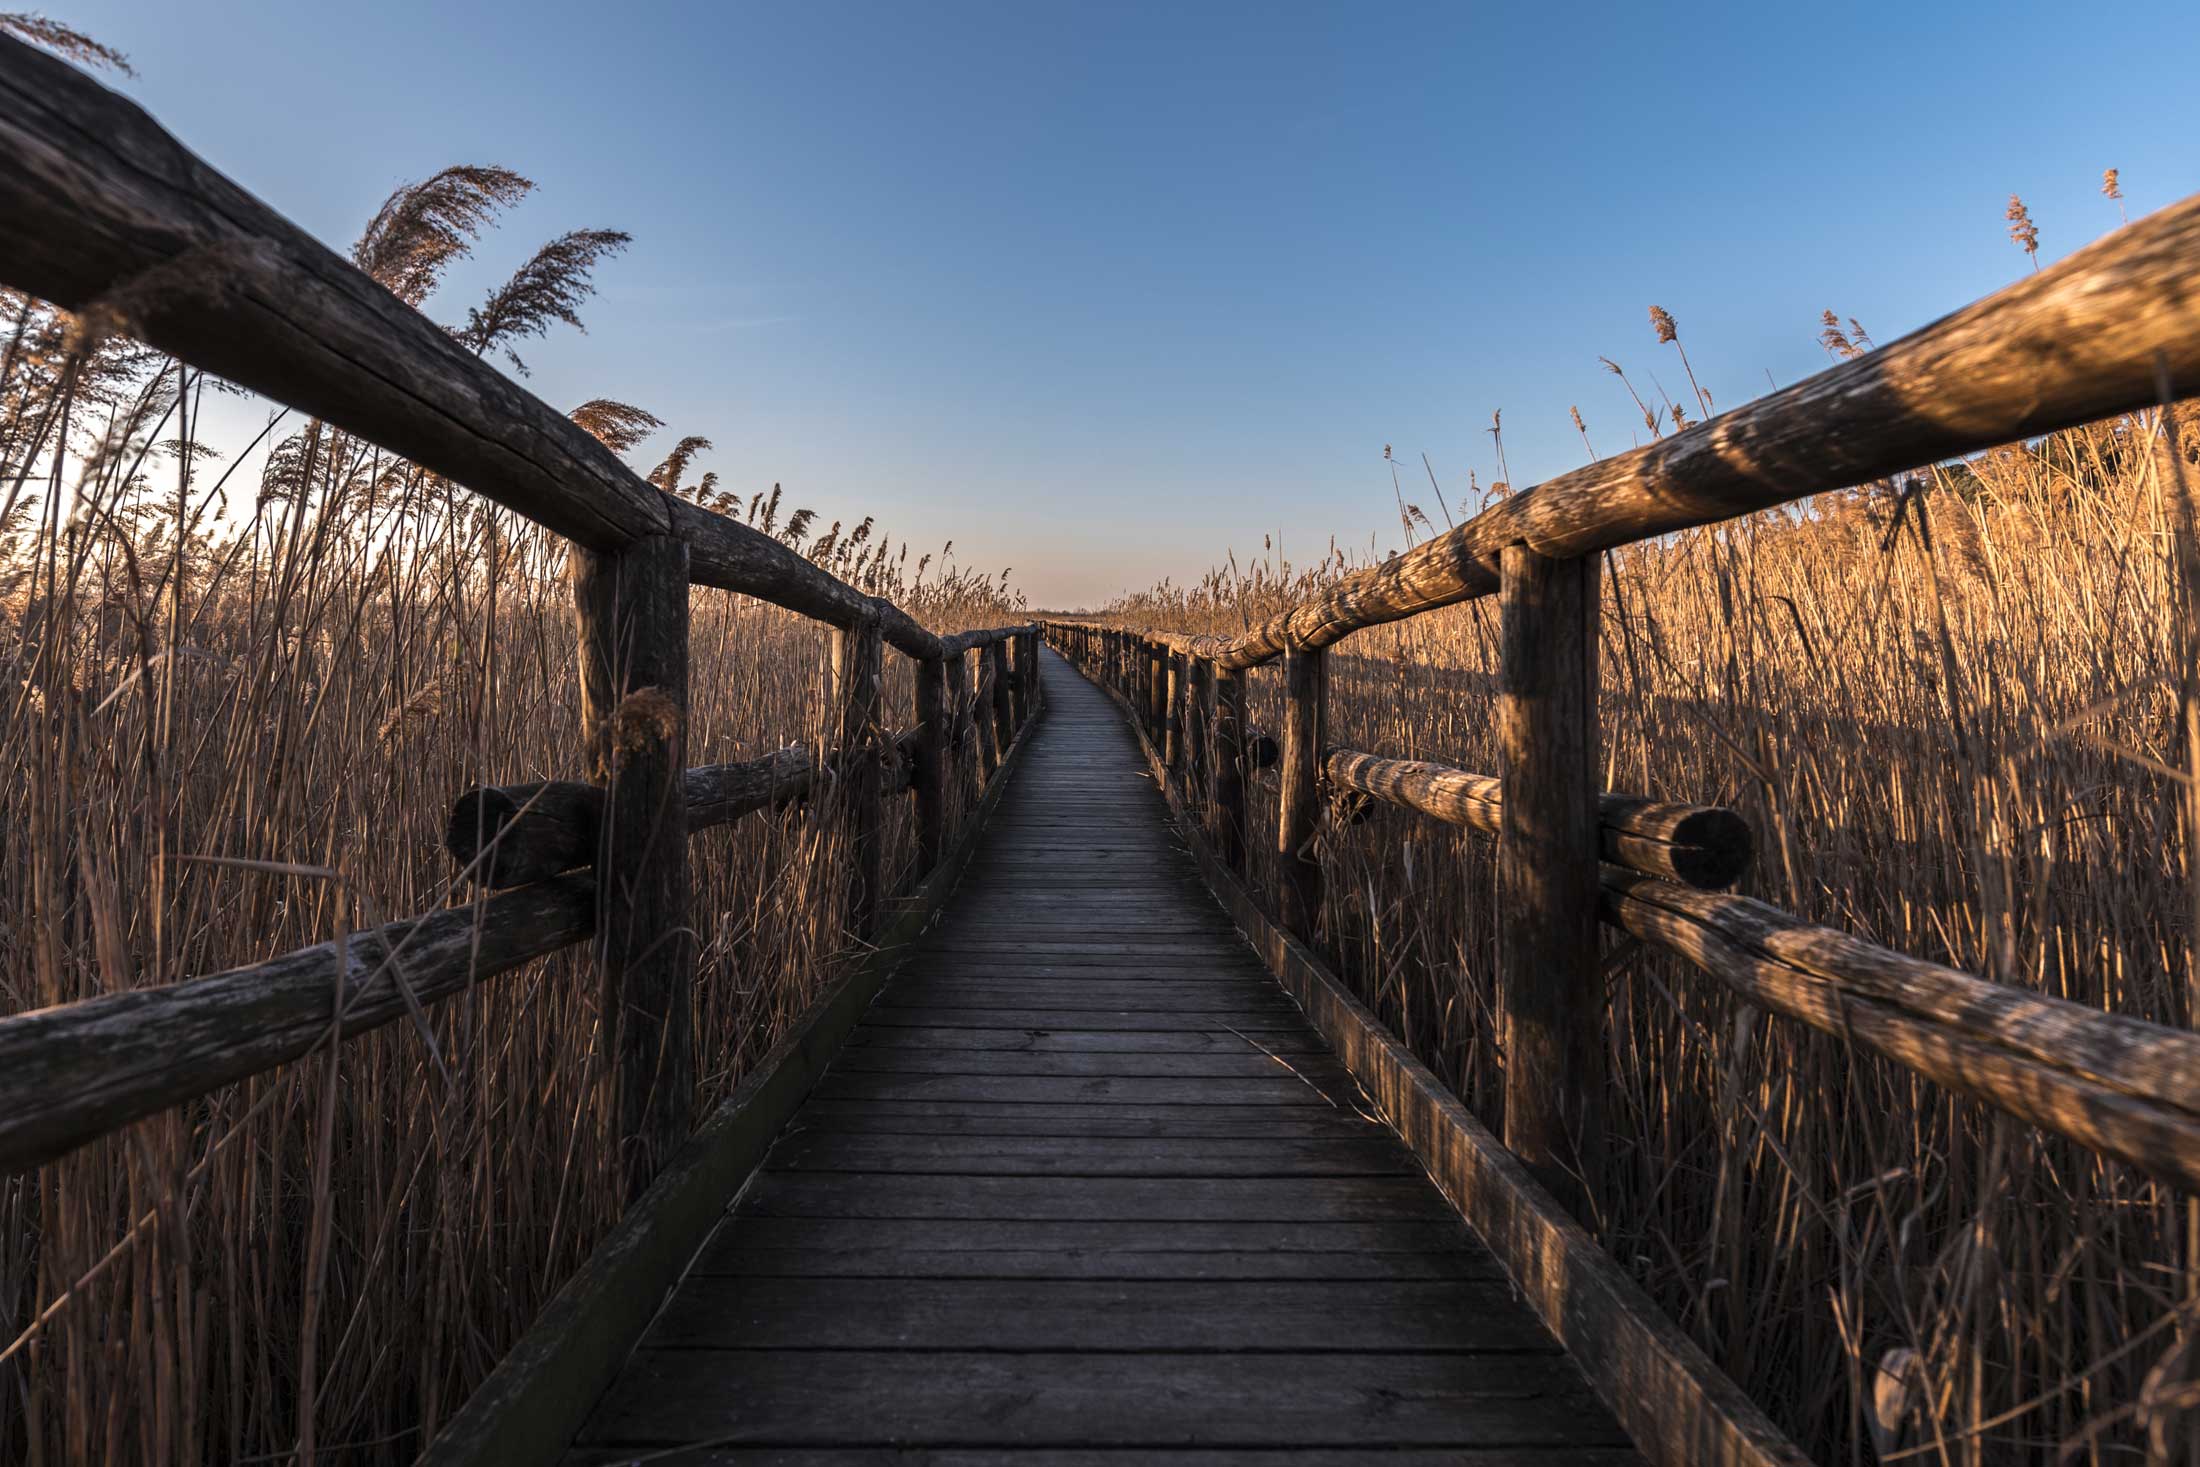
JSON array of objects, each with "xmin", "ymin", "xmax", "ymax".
[{"xmin": 6, "ymin": 13, "xmax": 2200, "ymax": 1465}]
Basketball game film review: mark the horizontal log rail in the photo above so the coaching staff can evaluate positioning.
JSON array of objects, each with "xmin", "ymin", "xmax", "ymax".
[
  {"xmin": 1050, "ymin": 191, "xmax": 2200, "ymax": 672},
  {"xmin": 1603, "ymin": 872, "xmax": 2200, "ymax": 1192},
  {"xmin": 1325, "ymin": 748, "xmax": 1750, "ymax": 889},
  {"xmin": 0, "ymin": 878, "xmax": 597, "ymax": 1174},
  {"xmin": 450, "ymin": 732, "xmax": 925, "ymax": 889}
]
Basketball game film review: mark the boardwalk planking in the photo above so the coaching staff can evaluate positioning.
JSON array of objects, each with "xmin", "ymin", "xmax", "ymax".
[{"xmin": 565, "ymin": 651, "xmax": 1640, "ymax": 1463}]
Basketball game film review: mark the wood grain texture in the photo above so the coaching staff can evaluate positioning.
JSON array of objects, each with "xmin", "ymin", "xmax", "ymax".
[
  {"xmin": 421, "ymin": 657, "xmax": 1049, "ymax": 1467},
  {"xmin": 1276, "ymin": 646, "xmax": 1326, "ymax": 941},
  {"xmin": 574, "ymin": 534, "xmax": 694, "ymax": 1198},
  {"xmin": 1071, "ymin": 649, "xmax": 1803, "ymax": 1467},
  {"xmin": 0, "ymin": 878, "xmax": 594, "ymax": 1175},
  {"xmin": 566, "ymin": 649, "xmax": 1641, "ymax": 1464},
  {"xmin": 0, "ymin": 37, "xmax": 960, "ymax": 657},
  {"xmin": 832, "ymin": 617, "xmax": 886, "ymax": 938},
  {"xmin": 1324, "ymin": 748, "xmax": 1751, "ymax": 889},
  {"xmin": 1174, "ymin": 192, "xmax": 2200, "ymax": 670},
  {"xmin": 1495, "ymin": 545, "xmax": 1602, "ymax": 1217}
]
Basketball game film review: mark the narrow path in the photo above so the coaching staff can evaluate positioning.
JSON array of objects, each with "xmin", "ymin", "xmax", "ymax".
[{"xmin": 565, "ymin": 649, "xmax": 1641, "ymax": 1463}]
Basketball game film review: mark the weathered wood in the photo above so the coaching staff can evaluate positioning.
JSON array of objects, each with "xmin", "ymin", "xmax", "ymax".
[
  {"xmin": 1106, "ymin": 677, "xmax": 1807, "ymax": 1467},
  {"xmin": 1167, "ymin": 204, "xmax": 2200, "ymax": 671},
  {"xmin": 988, "ymin": 638, "xmax": 1015, "ymax": 756},
  {"xmin": 0, "ymin": 38, "xmax": 960, "ymax": 658},
  {"xmin": 1602, "ymin": 870, "xmax": 2200, "ymax": 1191},
  {"xmin": 1163, "ymin": 651, "xmax": 1185, "ymax": 770},
  {"xmin": 1495, "ymin": 544, "xmax": 1602, "ymax": 1216},
  {"xmin": 419, "ymin": 665, "xmax": 1045, "ymax": 1467},
  {"xmin": 913, "ymin": 655, "xmax": 949, "ymax": 872},
  {"xmin": 971, "ymin": 648, "xmax": 1000, "ymax": 780},
  {"xmin": 1007, "ymin": 633, "xmax": 1031, "ymax": 727},
  {"xmin": 448, "ymin": 746, "xmax": 816, "ymax": 888},
  {"xmin": 1215, "ymin": 666, "xmax": 1248, "ymax": 871},
  {"xmin": 1186, "ymin": 655, "xmax": 1214, "ymax": 824},
  {"xmin": 1276, "ymin": 647, "xmax": 1326, "ymax": 941},
  {"xmin": 1324, "ymin": 748, "xmax": 1751, "ymax": 889},
  {"xmin": 650, "ymin": 1277, "xmax": 1553, "ymax": 1350},
  {"xmin": 561, "ymin": 656, "xmax": 1646, "ymax": 1464},
  {"xmin": 579, "ymin": 1352, "xmax": 1630, "ymax": 1451},
  {"xmin": 573, "ymin": 534, "xmax": 694, "ymax": 1199},
  {"xmin": 833, "ymin": 617, "xmax": 886, "ymax": 938},
  {"xmin": 0, "ymin": 877, "xmax": 596, "ymax": 1176}
]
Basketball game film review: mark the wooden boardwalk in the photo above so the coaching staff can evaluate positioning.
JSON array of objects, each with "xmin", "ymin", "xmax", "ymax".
[{"xmin": 566, "ymin": 651, "xmax": 1641, "ymax": 1463}]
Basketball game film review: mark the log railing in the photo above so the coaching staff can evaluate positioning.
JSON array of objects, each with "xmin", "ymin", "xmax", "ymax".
[
  {"xmin": 1041, "ymin": 183, "xmax": 2200, "ymax": 1203},
  {"xmin": 0, "ymin": 34, "xmax": 1045, "ymax": 1189}
]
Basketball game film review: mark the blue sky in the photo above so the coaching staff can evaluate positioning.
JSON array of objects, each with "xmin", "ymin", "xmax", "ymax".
[{"xmin": 58, "ymin": 0, "xmax": 2200, "ymax": 607}]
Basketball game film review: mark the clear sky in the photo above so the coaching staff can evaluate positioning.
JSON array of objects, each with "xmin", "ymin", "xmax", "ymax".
[{"xmin": 54, "ymin": 0, "xmax": 2200, "ymax": 608}]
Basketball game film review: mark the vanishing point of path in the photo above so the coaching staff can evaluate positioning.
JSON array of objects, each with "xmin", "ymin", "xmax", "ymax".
[{"xmin": 565, "ymin": 649, "xmax": 1643, "ymax": 1464}]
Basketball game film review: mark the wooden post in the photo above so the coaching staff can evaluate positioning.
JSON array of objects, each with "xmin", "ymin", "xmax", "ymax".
[
  {"xmin": 1023, "ymin": 629, "xmax": 1041, "ymax": 709},
  {"xmin": 912, "ymin": 653, "xmax": 948, "ymax": 874},
  {"xmin": 1497, "ymin": 543, "xmax": 1604, "ymax": 1217},
  {"xmin": 1188, "ymin": 655, "xmax": 1214, "ymax": 824},
  {"xmin": 1216, "ymin": 667, "xmax": 1249, "ymax": 872},
  {"xmin": 1146, "ymin": 640, "xmax": 1167, "ymax": 743},
  {"xmin": 1007, "ymin": 632, "xmax": 1030, "ymax": 728},
  {"xmin": 972, "ymin": 647, "xmax": 999, "ymax": 781},
  {"xmin": 1163, "ymin": 652, "xmax": 1184, "ymax": 772},
  {"xmin": 832, "ymin": 616, "xmax": 885, "ymax": 939},
  {"xmin": 572, "ymin": 534, "xmax": 693, "ymax": 1201},
  {"xmin": 1276, "ymin": 646, "xmax": 1326, "ymax": 942},
  {"xmin": 987, "ymin": 639, "xmax": 1014, "ymax": 754},
  {"xmin": 943, "ymin": 646, "xmax": 973, "ymax": 799}
]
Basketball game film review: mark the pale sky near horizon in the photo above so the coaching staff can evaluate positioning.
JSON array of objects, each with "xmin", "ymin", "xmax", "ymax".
[{"xmin": 51, "ymin": 0, "xmax": 2200, "ymax": 609}]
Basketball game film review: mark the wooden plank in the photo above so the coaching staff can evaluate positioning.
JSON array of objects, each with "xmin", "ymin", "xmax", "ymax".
[
  {"xmin": 808, "ymin": 1074, "xmax": 1352, "ymax": 1108},
  {"xmin": 690, "ymin": 1244, "xmax": 1496, "ymax": 1282},
  {"xmin": 696, "ymin": 1216, "xmax": 1484, "ymax": 1263},
  {"xmin": 574, "ymin": 1351, "xmax": 1631, "ymax": 1449},
  {"xmin": 736, "ymin": 1174, "xmax": 1457, "ymax": 1222},
  {"xmin": 568, "ymin": 1450, "xmax": 1640, "ymax": 1466},
  {"xmin": 791, "ymin": 1102, "xmax": 1392, "ymax": 1140},
  {"xmin": 763, "ymin": 1132, "xmax": 1417, "ymax": 1177},
  {"xmin": 647, "ymin": 1278, "xmax": 1558, "ymax": 1351},
  {"xmin": 826, "ymin": 1050, "xmax": 1354, "ymax": 1081},
  {"xmin": 854, "ymin": 1007, "xmax": 1313, "ymax": 1032},
  {"xmin": 843, "ymin": 1026, "xmax": 1330, "ymax": 1053}
]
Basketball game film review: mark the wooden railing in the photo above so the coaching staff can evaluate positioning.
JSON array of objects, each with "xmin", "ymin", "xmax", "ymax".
[
  {"xmin": 1042, "ymin": 187, "xmax": 2200, "ymax": 1208},
  {"xmin": 0, "ymin": 34, "xmax": 1043, "ymax": 1197}
]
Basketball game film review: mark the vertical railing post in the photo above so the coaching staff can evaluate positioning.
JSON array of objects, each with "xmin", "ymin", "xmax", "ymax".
[
  {"xmin": 572, "ymin": 534, "xmax": 693, "ymax": 1201},
  {"xmin": 988, "ymin": 639, "xmax": 1014, "ymax": 754},
  {"xmin": 832, "ymin": 615, "xmax": 885, "ymax": 938},
  {"xmin": 1024, "ymin": 628, "xmax": 1041, "ymax": 709},
  {"xmin": 913, "ymin": 652, "xmax": 948, "ymax": 874},
  {"xmin": 1187, "ymin": 655, "xmax": 1214, "ymax": 825},
  {"xmin": 943, "ymin": 645, "xmax": 973, "ymax": 798},
  {"xmin": 1277, "ymin": 645, "xmax": 1326, "ymax": 942},
  {"xmin": 1007, "ymin": 631, "xmax": 1030, "ymax": 728},
  {"xmin": 972, "ymin": 646, "xmax": 1000, "ymax": 781},
  {"xmin": 1146, "ymin": 639, "xmax": 1167, "ymax": 745},
  {"xmin": 1215, "ymin": 665, "xmax": 1249, "ymax": 872},
  {"xmin": 1163, "ymin": 649, "xmax": 1184, "ymax": 773},
  {"xmin": 1496, "ymin": 544, "xmax": 1604, "ymax": 1218}
]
